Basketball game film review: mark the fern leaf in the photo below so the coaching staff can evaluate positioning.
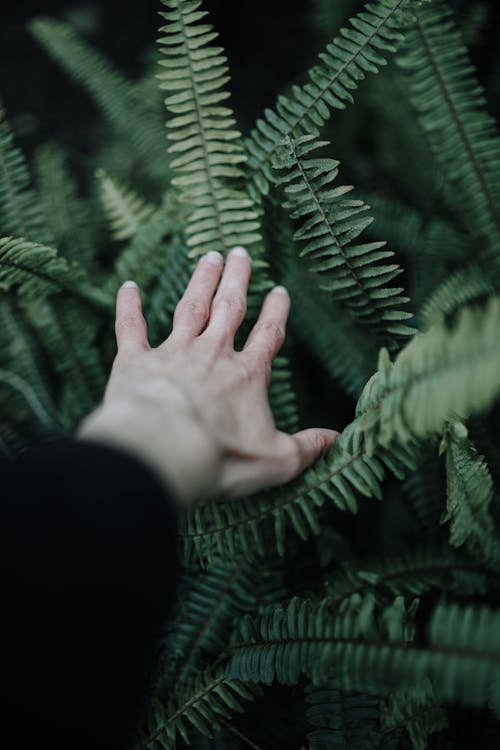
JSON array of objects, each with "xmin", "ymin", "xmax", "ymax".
[
  {"xmin": 179, "ymin": 439, "xmax": 415, "ymax": 564},
  {"xmin": 34, "ymin": 142, "xmax": 96, "ymax": 268},
  {"xmin": 324, "ymin": 546, "xmax": 488, "ymax": 604},
  {"xmin": 157, "ymin": 0, "xmax": 262, "ymax": 257},
  {"xmin": 0, "ymin": 236, "xmax": 110, "ymax": 310},
  {"xmin": 396, "ymin": 0, "xmax": 500, "ymax": 251},
  {"xmin": 381, "ymin": 679, "xmax": 447, "ymax": 750},
  {"xmin": 0, "ymin": 103, "xmax": 51, "ymax": 243},
  {"xmin": 245, "ymin": 0, "xmax": 423, "ymax": 198},
  {"xmin": 29, "ymin": 17, "xmax": 167, "ymax": 182},
  {"xmin": 343, "ymin": 297, "xmax": 500, "ymax": 455},
  {"xmin": 273, "ymin": 135, "xmax": 414, "ymax": 339},
  {"xmin": 156, "ymin": 557, "xmax": 257, "ymax": 692},
  {"xmin": 25, "ymin": 297, "xmax": 106, "ymax": 425},
  {"xmin": 0, "ymin": 368, "xmax": 55, "ymax": 430},
  {"xmin": 228, "ymin": 597, "xmax": 500, "ymax": 710},
  {"xmin": 420, "ymin": 263, "xmax": 494, "ymax": 329},
  {"xmin": 0, "ymin": 299, "xmax": 60, "ymax": 432},
  {"xmin": 103, "ymin": 218, "xmax": 174, "ymax": 294},
  {"xmin": 305, "ymin": 678, "xmax": 380, "ymax": 750},
  {"xmin": 440, "ymin": 420, "xmax": 499, "ymax": 565},
  {"xmin": 138, "ymin": 668, "xmax": 262, "ymax": 749},
  {"xmin": 0, "ymin": 236, "xmax": 70, "ymax": 297},
  {"xmin": 97, "ymin": 169, "xmax": 157, "ymax": 241}
]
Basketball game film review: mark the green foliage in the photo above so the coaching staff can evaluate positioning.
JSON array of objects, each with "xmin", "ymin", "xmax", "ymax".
[
  {"xmin": 157, "ymin": 0, "xmax": 262, "ymax": 258},
  {"xmin": 273, "ymin": 134, "xmax": 414, "ymax": 340},
  {"xmin": 397, "ymin": 0, "xmax": 500, "ymax": 256},
  {"xmin": 3, "ymin": 0, "xmax": 500, "ymax": 746}
]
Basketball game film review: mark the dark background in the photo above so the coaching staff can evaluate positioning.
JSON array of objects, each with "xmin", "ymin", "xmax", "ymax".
[{"xmin": 1, "ymin": 0, "xmax": 499, "ymax": 154}]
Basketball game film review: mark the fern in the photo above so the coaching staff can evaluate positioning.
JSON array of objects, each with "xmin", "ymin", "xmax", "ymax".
[
  {"xmin": 344, "ymin": 297, "xmax": 500, "ymax": 455},
  {"xmin": 245, "ymin": 0, "xmax": 424, "ymax": 198},
  {"xmin": 324, "ymin": 546, "xmax": 489, "ymax": 604},
  {"xmin": 228, "ymin": 596, "xmax": 500, "ymax": 710},
  {"xmin": 97, "ymin": 170, "xmax": 158, "ymax": 241},
  {"xmin": 138, "ymin": 668, "xmax": 262, "ymax": 749},
  {"xmin": 29, "ymin": 17, "xmax": 168, "ymax": 182},
  {"xmin": 157, "ymin": 0, "xmax": 262, "ymax": 258},
  {"xmin": 420, "ymin": 263, "xmax": 494, "ymax": 328},
  {"xmin": 273, "ymin": 135, "xmax": 414, "ymax": 339},
  {"xmin": 0, "ymin": 103, "xmax": 52, "ymax": 243},
  {"xmin": 396, "ymin": 0, "xmax": 500, "ymax": 253},
  {"xmin": 380, "ymin": 680, "xmax": 447, "ymax": 750},
  {"xmin": 304, "ymin": 678, "xmax": 380, "ymax": 749},
  {"xmin": 440, "ymin": 420, "xmax": 500, "ymax": 565}
]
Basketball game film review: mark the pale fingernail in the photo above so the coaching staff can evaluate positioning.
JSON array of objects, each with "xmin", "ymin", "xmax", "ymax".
[
  {"xmin": 203, "ymin": 250, "xmax": 223, "ymax": 266},
  {"xmin": 122, "ymin": 280, "xmax": 139, "ymax": 289},
  {"xmin": 230, "ymin": 246, "xmax": 249, "ymax": 258},
  {"xmin": 271, "ymin": 285, "xmax": 289, "ymax": 296}
]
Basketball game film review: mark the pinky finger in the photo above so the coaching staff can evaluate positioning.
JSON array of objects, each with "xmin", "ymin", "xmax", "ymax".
[{"xmin": 115, "ymin": 280, "xmax": 150, "ymax": 355}]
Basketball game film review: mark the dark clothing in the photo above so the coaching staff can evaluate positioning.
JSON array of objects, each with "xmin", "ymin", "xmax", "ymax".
[{"xmin": 0, "ymin": 438, "xmax": 180, "ymax": 749}]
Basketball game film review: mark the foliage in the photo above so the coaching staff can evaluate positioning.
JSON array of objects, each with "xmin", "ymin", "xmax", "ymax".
[{"xmin": 2, "ymin": 0, "xmax": 500, "ymax": 747}]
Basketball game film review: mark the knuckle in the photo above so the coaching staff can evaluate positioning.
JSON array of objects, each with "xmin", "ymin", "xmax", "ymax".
[
  {"xmin": 175, "ymin": 297, "xmax": 209, "ymax": 322},
  {"xmin": 220, "ymin": 293, "xmax": 247, "ymax": 319},
  {"xmin": 116, "ymin": 314, "xmax": 143, "ymax": 333},
  {"xmin": 260, "ymin": 319, "xmax": 285, "ymax": 347}
]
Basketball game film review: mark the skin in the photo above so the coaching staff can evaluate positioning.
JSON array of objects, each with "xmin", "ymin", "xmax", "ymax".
[{"xmin": 76, "ymin": 246, "xmax": 340, "ymax": 507}]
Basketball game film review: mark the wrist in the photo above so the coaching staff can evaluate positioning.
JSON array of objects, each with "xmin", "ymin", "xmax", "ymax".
[{"xmin": 76, "ymin": 399, "xmax": 221, "ymax": 508}]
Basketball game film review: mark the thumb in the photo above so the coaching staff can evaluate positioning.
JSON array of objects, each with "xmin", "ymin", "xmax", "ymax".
[{"xmin": 290, "ymin": 428, "xmax": 341, "ymax": 476}]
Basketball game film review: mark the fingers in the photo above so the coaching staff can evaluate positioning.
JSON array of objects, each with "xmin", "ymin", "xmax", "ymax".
[
  {"xmin": 115, "ymin": 281, "xmax": 150, "ymax": 355},
  {"xmin": 170, "ymin": 251, "xmax": 224, "ymax": 342},
  {"xmin": 202, "ymin": 246, "xmax": 251, "ymax": 346},
  {"xmin": 241, "ymin": 286, "xmax": 290, "ymax": 379}
]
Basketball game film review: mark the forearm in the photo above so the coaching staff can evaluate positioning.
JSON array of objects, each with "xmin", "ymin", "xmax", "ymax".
[{"xmin": 1, "ymin": 438, "xmax": 181, "ymax": 748}]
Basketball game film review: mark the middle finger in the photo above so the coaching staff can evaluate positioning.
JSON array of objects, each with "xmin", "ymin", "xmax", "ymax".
[{"xmin": 202, "ymin": 246, "xmax": 252, "ymax": 347}]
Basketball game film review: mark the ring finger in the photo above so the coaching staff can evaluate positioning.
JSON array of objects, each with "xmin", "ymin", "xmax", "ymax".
[{"xmin": 168, "ymin": 250, "xmax": 224, "ymax": 343}]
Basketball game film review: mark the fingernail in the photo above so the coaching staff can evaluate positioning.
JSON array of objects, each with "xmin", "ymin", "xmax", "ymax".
[
  {"xmin": 204, "ymin": 251, "xmax": 223, "ymax": 266},
  {"xmin": 122, "ymin": 280, "xmax": 139, "ymax": 289},
  {"xmin": 271, "ymin": 285, "xmax": 289, "ymax": 296},
  {"xmin": 230, "ymin": 246, "xmax": 249, "ymax": 258}
]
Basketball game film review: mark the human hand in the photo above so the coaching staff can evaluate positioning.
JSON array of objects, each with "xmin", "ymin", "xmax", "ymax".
[{"xmin": 76, "ymin": 247, "xmax": 340, "ymax": 507}]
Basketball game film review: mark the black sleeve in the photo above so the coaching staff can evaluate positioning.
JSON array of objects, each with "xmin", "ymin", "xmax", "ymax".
[{"xmin": 0, "ymin": 437, "xmax": 181, "ymax": 750}]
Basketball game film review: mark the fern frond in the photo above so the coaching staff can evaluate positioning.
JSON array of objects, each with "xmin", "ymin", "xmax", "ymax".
[
  {"xmin": 420, "ymin": 263, "xmax": 494, "ymax": 329},
  {"xmin": 343, "ymin": 297, "xmax": 500, "ymax": 455},
  {"xmin": 305, "ymin": 678, "xmax": 380, "ymax": 750},
  {"xmin": 180, "ymin": 439, "xmax": 415, "ymax": 564},
  {"xmin": 0, "ymin": 103, "xmax": 51, "ymax": 243},
  {"xmin": 324, "ymin": 546, "xmax": 488, "ymax": 604},
  {"xmin": 103, "ymin": 218, "xmax": 174, "ymax": 294},
  {"xmin": 0, "ymin": 236, "xmax": 70, "ymax": 297},
  {"xmin": 97, "ymin": 170, "xmax": 157, "ymax": 241},
  {"xmin": 403, "ymin": 443, "xmax": 446, "ymax": 537},
  {"xmin": 245, "ymin": 0, "xmax": 422, "ymax": 198},
  {"xmin": 273, "ymin": 135, "xmax": 414, "ymax": 339},
  {"xmin": 0, "ymin": 236, "xmax": 110, "ymax": 310},
  {"xmin": 381, "ymin": 679, "xmax": 447, "ymax": 750},
  {"xmin": 440, "ymin": 420, "xmax": 499, "ymax": 565},
  {"xmin": 138, "ymin": 668, "xmax": 262, "ymax": 749},
  {"xmin": 157, "ymin": 557, "xmax": 257, "ymax": 692},
  {"xmin": 0, "ymin": 299, "xmax": 60, "ymax": 431},
  {"xmin": 228, "ymin": 597, "xmax": 500, "ymax": 710},
  {"xmin": 157, "ymin": 0, "xmax": 262, "ymax": 257},
  {"xmin": 0, "ymin": 368, "xmax": 55, "ymax": 430},
  {"xmin": 34, "ymin": 142, "xmax": 96, "ymax": 268},
  {"xmin": 396, "ymin": 0, "xmax": 500, "ymax": 251},
  {"xmin": 29, "ymin": 18, "xmax": 167, "ymax": 182},
  {"xmin": 25, "ymin": 297, "xmax": 106, "ymax": 425},
  {"xmin": 228, "ymin": 593, "xmax": 417, "ymax": 686}
]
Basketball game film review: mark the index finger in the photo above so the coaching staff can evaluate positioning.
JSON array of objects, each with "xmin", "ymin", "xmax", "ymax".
[{"xmin": 115, "ymin": 280, "xmax": 150, "ymax": 355}]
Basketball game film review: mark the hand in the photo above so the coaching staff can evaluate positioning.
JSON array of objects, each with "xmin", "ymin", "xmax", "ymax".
[{"xmin": 76, "ymin": 246, "xmax": 340, "ymax": 507}]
